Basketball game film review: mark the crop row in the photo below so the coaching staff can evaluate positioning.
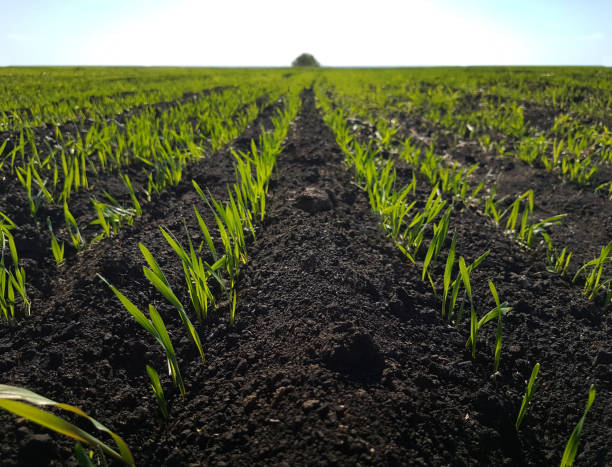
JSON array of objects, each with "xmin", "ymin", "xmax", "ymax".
[
  {"xmin": 0, "ymin": 74, "xmax": 305, "ymax": 463},
  {"xmin": 314, "ymin": 82, "xmax": 604, "ymax": 465},
  {"xmin": 314, "ymin": 74, "xmax": 611, "ymax": 310},
  {"xmin": 0, "ymin": 89, "xmax": 268, "ymax": 324},
  {"xmin": 318, "ymin": 67, "xmax": 612, "ymax": 133},
  {"xmin": 319, "ymin": 70, "xmax": 612, "ymax": 194},
  {"xmin": 0, "ymin": 68, "xmax": 294, "ymax": 130},
  {"xmin": 0, "ymin": 74, "xmax": 318, "ymax": 327}
]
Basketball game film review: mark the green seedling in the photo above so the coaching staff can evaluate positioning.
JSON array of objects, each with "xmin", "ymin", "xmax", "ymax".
[
  {"xmin": 573, "ymin": 240, "xmax": 612, "ymax": 303},
  {"xmin": 159, "ymin": 225, "xmax": 218, "ymax": 322},
  {"xmin": 516, "ymin": 363, "xmax": 540, "ymax": 431},
  {"xmin": 459, "ymin": 257, "xmax": 477, "ymax": 358},
  {"xmin": 16, "ymin": 162, "xmax": 53, "ymax": 217},
  {"xmin": 446, "ymin": 250, "xmax": 490, "ymax": 324},
  {"xmin": 64, "ymin": 202, "xmax": 84, "ymax": 251},
  {"xmin": 505, "ymin": 190, "xmax": 533, "ymax": 233},
  {"xmin": 488, "ymin": 280, "xmax": 503, "ymax": 373},
  {"xmin": 484, "ymin": 188, "xmax": 504, "ymax": 225},
  {"xmin": 522, "ymin": 214, "xmax": 566, "ymax": 248},
  {"xmin": 139, "ymin": 243, "xmax": 206, "ymax": 363},
  {"xmin": 146, "ymin": 365, "xmax": 168, "ymax": 420},
  {"xmin": 0, "ymin": 212, "xmax": 16, "ymax": 230},
  {"xmin": 441, "ymin": 233, "xmax": 456, "ymax": 318},
  {"xmin": 0, "ymin": 222, "xmax": 30, "ymax": 321},
  {"xmin": 595, "ymin": 180, "xmax": 612, "ymax": 200},
  {"xmin": 99, "ymin": 275, "xmax": 187, "ymax": 398},
  {"xmin": 560, "ymin": 385, "xmax": 596, "ymax": 467},
  {"xmin": 74, "ymin": 442, "xmax": 97, "ymax": 467},
  {"xmin": 90, "ymin": 195, "xmax": 135, "ymax": 241},
  {"xmin": 544, "ymin": 242, "xmax": 572, "ymax": 276},
  {"xmin": 47, "ymin": 218, "xmax": 65, "ymax": 265},
  {"xmin": 121, "ymin": 174, "xmax": 142, "ymax": 217},
  {"xmin": 422, "ymin": 207, "xmax": 452, "ymax": 294},
  {"xmin": 194, "ymin": 186, "xmax": 248, "ymax": 289},
  {"xmin": 0, "ymin": 139, "xmax": 7, "ymax": 169}
]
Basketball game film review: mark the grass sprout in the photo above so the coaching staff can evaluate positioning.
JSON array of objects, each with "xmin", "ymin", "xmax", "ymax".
[
  {"xmin": 560, "ymin": 385, "xmax": 596, "ymax": 467},
  {"xmin": 47, "ymin": 217, "xmax": 65, "ymax": 265},
  {"xmin": 445, "ymin": 250, "xmax": 490, "ymax": 324},
  {"xmin": 441, "ymin": 233, "xmax": 457, "ymax": 318},
  {"xmin": 516, "ymin": 362, "xmax": 540, "ymax": 431},
  {"xmin": 159, "ymin": 225, "xmax": 218, "ymax": 322},
  {"xmin": 0, "ymin": 220, "xmax": 30, "ymax": 322},
  {"xmin": 74, "ymin": 442, "xmax": 97, "ymax": 467},
  {"xmin": 488, "ymin": 280, "xmax": 504, "ymax": 373},
  {"xmin": 572, "ymin": 240, "xmax": 612, "ymax": 304},
  {"xmin": 459, "ymin": 257, "xmax": 478, "ymax": 358},
  {"xmin": 121, "ymin": 174, "xmax": 142, "ymax": 217},
  {"xmin": 64, "ymin": 201, "xmax": 85, "ymax": 251},
  {"xmin": 98, "ymin": 274, "xmax": 187, "ymax": 398},
  {"xmin": 422, "ymin": 207, "xmax": 451, "ymax": 294},
  {"xmin": 544, "ymin": 243, "xmax": 572, "ymax": 276},
  {"xmin": 16, "ymin": 162, "xmax": 53, "ymax": 217},
  {"xmin": 90, "ymin": 195, "xmax": 135, "ymax": 241},
  {"xmin": 139, "ymin": 243, "xmax": 206, "ymax": 363},
  {"xmin": 595, "ymin": 180, "xmax": 612, "ymax": 199},
  {"xmin": 146, "ymin": 365, "xmax": 168, "ymax": 420}
]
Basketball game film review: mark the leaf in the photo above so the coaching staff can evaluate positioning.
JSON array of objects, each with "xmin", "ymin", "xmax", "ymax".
[
  {"xmin": 459, "ymin": 257, "xmax": 472, "ymax": 299},
  {"xmin": 194, "ymin": 207, "xmax": 217, "ymax": 260},
  {"xmin": 143, "ymin": 267, "xmax": 183, "ymax": 312},
  {"xmin": 98, "ymin": 275, "xmax": 157, "ymax": 337},
  {"xmin": 560, "ymin": 385, "xmax": 595, "ymax": 466},
  {"xmin": 0, "ymin": 385, "xmax": 134, "ymax": 466},
  {"xmin": 139, "ymin": 243, "xmax": 170, "ymax": 288}
]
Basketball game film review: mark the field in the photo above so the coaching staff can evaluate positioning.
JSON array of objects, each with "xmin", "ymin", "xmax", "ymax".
[{"xmin": 0, "ymin": 66, "xmax": 610, "ymax": 466}]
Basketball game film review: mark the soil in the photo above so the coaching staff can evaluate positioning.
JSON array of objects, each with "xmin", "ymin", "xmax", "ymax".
[{"xmin": 0, "ymin": 89, "xmax": 610, "ymax": 466}]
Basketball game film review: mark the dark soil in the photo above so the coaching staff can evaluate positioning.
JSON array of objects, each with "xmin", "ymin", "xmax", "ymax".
[{"xmin": 0, "ymin": 89, "xmax": 610, "ymax": 466}]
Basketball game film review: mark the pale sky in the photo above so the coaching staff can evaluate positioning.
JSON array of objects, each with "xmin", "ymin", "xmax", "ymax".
[{"xmin": 1, "ymin": 0, "xmax": 610, "ymax": 66}]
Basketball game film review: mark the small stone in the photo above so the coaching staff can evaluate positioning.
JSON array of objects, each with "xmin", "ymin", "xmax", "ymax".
[
  {"xmin": 271, "ymin": 386, "xmax": 291, "ymax": 407},
  {"xmin": 294, "ymin": 187, "xmax": 332, "ymax": 213},
  {"xmin": 243, "ymin": 394, "xmax": 257, "ymax": 411},
  {"xmin": 302, "ymin": 399, "xmax": 320, "ymax": 411}
]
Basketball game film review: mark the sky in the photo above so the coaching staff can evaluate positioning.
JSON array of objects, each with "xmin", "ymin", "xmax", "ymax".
[{"xmin": 1, "ymin": 0, "xmax": 610, "ymax": 67}]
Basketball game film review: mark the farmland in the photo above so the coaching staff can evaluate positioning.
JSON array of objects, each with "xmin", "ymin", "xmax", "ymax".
[{"xmin": 0, "ymin": 66, "xmax": 610, "ymax": 465}]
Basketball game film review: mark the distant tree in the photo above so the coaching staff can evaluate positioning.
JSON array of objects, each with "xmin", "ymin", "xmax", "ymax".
[{"xmin": 292, "ymin": 53, "xmax": 320, "ymax": 67}]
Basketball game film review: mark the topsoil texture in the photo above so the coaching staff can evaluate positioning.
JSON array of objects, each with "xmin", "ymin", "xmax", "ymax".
[{"xmin": 0, "ymin": 89, "xmax": 610, "ymax": 466}]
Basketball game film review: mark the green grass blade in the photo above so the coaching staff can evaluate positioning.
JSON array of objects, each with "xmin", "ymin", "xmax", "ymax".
[
  {"xmin": 560, "ymin": 385, "xmax": 596, "ymax": 467},
  {"xmin": 193, "ymin": 206, "xmax": 217, "ymax": 260},
  {"xmin": 98, "ymin": 275, "xmax": 156, "ymax": 336},
  {"xmin": 145, "ymin": 365, "xmax": 168, "ymax": 419},
  {"xmin": 0, "ymin": 385, "xmax": 134, "ymax": 466},
  {"xmin": 516, "ymin": 363, "xmax": 540, "ymax": 431},
  {"xmin": 138, "ymin": 243, "xmax": 170, "ymax": 288}
]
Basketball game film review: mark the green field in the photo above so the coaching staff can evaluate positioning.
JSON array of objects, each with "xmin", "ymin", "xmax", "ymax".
[{"xmin": 0, "ymin": 66, "xmax": 610, "ymax": 466}]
